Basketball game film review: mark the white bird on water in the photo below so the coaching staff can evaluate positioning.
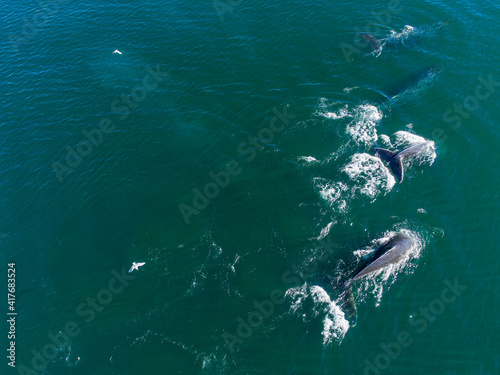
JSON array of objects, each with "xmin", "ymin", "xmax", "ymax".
[
  {"xmin": 113, "ymin": 50, "xmax": 122, "ymax": 55},
  {"xmin": 129, "ymin": 262, "xmax": 146, "ymax": 273}
]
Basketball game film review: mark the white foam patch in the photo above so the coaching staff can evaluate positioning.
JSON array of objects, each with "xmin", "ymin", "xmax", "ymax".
[
  {"xmin": 346, "ymin": 104, "xmax": 382, "ymax": 146},
  {"xmin": 343, "ymin": 86, "xmax": 359, "ymax": 93},
  {"xmin": 390, "ymin": 25, "xmax": 415, "ymax": 42},
  {"xmin": 315, "ymin": 101, "xmax": 383, "ymax": 147},
  {"xmin": 343, "ymin": 153, "xmax": 396, "ymax": 198},
  {"xmin": 298, "ymin": 156, "xmax": 319, "ymax": 164},
  {"xmin": 310, "ymin": 286, "xmax": 350, "ymax": 345},
  {"xmin": 287, "ymin": 283, "xmax": 309, "ymax": 315},
  {"xmin": 369, "ymin": 42, "xmax": 385, "ymax": 58},
  {"xmin": 321, "ymin": 107, "xmax": 351, "ymax": 120},
  {"xmin": 315, "ymin": 98, "xmax": 352, "ymax": 120},
  {"xmin": 313, "ymin": 178, "xmax": 348, "ymax": 213},
  {"xmin": 317, "ymin": 221, "xmax": 335, "ymax": 240},
  {"xmin": 393, "ymin": 131, "xmax": 437, "ymax": 165},
  {"xmin": 379, "ymin": 134, "xmax": 392, "ymax": 147},
  {"xmin": 286, "ymin": 284, "xmax": 350, "ymax": 345},
  {"xmin": 313, "ymin": 154, "xmax": 394, "ymax": 214}
]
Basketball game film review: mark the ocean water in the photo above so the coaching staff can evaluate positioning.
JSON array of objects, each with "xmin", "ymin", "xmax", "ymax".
[{"xmin": 1, "ymin": 0, "xmax": 499, "ymax": 374}]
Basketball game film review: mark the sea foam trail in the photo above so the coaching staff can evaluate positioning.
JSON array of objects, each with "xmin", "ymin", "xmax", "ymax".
[
  {"xmin": 315, "ymin": 98, "xmax": 352, "ymax": 120},
  {"xmin": 313, "ymin": 152, "xmax": 395, "ymax": 214},
  {"xmin": 342, "ymin": 153, "xmax": 396, "ymax": 199},
  {"xmin": 286, "ymin": 284, "xmax": 350, "ymax": 346},
  {"xmin": 297, "ymin": 156, "xmax": 319, "ymax": 164},
  {"xmin": 392, "ymin": 131, "xmax": 437, "ymax": 165},
  {"xmin": 308, "ymin": 101, "xmax": 385, "ymax": 168},
  {"xmin": 345, "ymin": 104, "xmax": 383, "ymax": 146},
  {"xmin": 314, "ymin": 178, "xmax": 349, "ymax": 214},
  {"xmin": 316, "ymin": 101, "xmax": 383, "ymax": 147},
  {"xmin": 389, "ymin": 25, "xmax": 415, "ymax": 43},
  {"xmin": 309, "ymin": 101, "xmax": 383, "ymax": 166}
]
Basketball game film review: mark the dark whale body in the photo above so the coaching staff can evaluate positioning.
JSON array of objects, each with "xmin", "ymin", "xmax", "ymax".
[
  {"xmin": 349, "ymin": 234, "xmax": 413, "ymax": 282},
  {"xmin": 388, "ymin": 67, "xmax": 441, "ymax": 100},
  {"xmin": 360, "ymin": 32, "xmax": 383, "ymax": 52},
  {"xmin": 342, "ymin": 234, "xmax": 414, "ymax": 325}
]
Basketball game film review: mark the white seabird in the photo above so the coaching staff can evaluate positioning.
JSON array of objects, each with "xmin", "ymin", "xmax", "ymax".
[
  {"xmin": 113, "ymin": 50, "xmax": 122, "ymax": 55},
  {"xmin": 129, "ymin": 262, "xmax": 146, "ymax": 273}
]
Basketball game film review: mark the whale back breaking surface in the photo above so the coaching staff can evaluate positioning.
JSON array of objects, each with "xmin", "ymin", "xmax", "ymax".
[
  {"xmin": 389, "ymin": 66, "xmax": 442, "ymax": 99},
  {"xmin": 360, "ymin": 33, "xmax": 381, "ymax": 50},
  {"xmin": 350, "ymin": 234, "xmax": 413, "ymax": 282},
  {"xmin": 397, "ymin": 142, "xmax": 428, "ymax": 158},
  {"xmin": 337, "ymin": 234, "xmax": 413, "ymax": 326}
]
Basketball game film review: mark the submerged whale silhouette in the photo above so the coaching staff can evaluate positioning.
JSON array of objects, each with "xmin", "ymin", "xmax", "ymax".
[
  {"xmin": 388, "ymin": 66, "xmax": 442, "ymax": 100},
  {"xmin": 372, "ymin": 142, "xmax": 428, "ymax": 183},
  {"xmin": 359, "ymin": 21, "xmax": 450, "ymax": 55},
  {"xmin": 360, "ymin": 32, "xmax": 383, "ymax": 53},
  {"xmin": 342, "ymin": 233, "xmax": 413, "ymax": 325}
]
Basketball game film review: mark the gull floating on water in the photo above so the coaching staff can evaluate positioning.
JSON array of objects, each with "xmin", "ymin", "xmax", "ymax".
[
  {"xmin": 113, "ymin": 50, "xmax": 122, "ymax": 55},
  {"xmin": 129, "ymin": 262, "xmax": 145, "ymax": 273}
]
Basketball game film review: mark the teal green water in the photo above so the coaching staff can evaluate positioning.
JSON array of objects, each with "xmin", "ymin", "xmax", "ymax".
[{"xmin": 1, "ymin": 1, "xmax": 499, "ymax": 374}]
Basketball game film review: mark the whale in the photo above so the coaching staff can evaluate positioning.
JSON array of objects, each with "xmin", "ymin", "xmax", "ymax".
[
  {"xmin": 372, "ymin": 142, "xmax": 428, "ymax": 183},
  {"xmin": 341, "ymin": 233, "xmax": 413, "ymax": 325},
  {"xmin": 415, "ymin": 20, "xmax": 451, "ymax": 37},
  {"xmin": 388, "ymin": 66, "xmax": 441, "ymax": 101},
  {"xmin": 359, "ymin": 32, "xmax": 384, "ymax": 53},
  {"xmin": 349, "ymin": 234, "xmax": 413, "ymax": 282},
  {"xmin": 346, "ymin": 67, "xmax": 441, "ymax": 107},
  {"xmin": 360, "ymin": 21, "xmax": 450, "ymax": 53}
]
